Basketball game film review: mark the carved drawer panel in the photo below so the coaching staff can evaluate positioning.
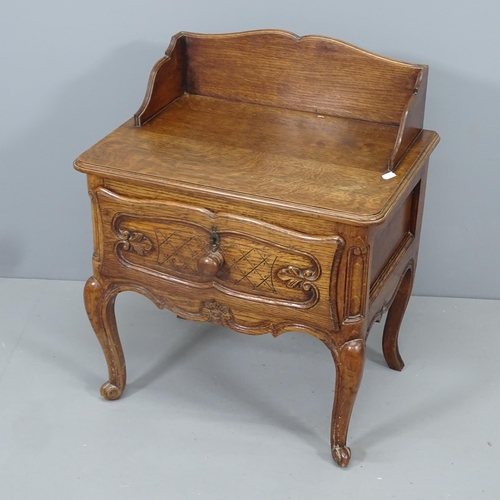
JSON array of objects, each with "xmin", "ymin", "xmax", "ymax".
[{"xmin": 93, "ymin": 188, "xmax": 344, "ymax": 315}]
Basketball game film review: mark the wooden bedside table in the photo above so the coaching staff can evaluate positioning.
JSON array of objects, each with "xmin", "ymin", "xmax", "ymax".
[{"xmin": 75, "ymin": 30, "xmax": 439, "ymax": 467}]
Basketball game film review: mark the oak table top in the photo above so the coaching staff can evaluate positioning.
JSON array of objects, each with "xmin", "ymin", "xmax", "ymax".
[
  {"xmin": 75, "ymin": 30, "xmax": 439, "ymax": 467},
  {"xmin": 76, "ymin": 94, "xmax": 438, "ymax": 221}
]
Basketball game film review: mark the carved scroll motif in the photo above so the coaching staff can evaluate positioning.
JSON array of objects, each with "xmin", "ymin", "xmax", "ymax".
[
  {"xmin": 202, "ymin": 301, "xmax": 233, "ymax": 325},
  {"xmin": 277, "ymin": 266, "xmax": 318, "ymax": 292},
  {"xmin": 116, "ymin": 229, "xmax": 153, "ymax": 256}
]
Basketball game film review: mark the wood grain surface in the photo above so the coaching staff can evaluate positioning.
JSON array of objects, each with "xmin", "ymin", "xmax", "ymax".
[
  {"xmin": 76, "ymin": 95, "xmax": 438, "ymax": 220},
  {"xmin": 75, "ymin": 30, "xmax": 439, "ymax": 467}
]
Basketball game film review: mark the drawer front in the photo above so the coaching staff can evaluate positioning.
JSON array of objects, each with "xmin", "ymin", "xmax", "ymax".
[{"xmin": 93, "ymin": 188, "xmax": 344, "ymax": 319}]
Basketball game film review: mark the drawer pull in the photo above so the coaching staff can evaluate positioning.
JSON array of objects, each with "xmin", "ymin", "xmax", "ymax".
[{"xmin": 198, "ymin": 226, "xmax": 224, "ymax": 277}]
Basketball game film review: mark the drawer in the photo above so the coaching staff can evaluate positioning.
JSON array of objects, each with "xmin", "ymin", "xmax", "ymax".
[{"xmin": 93, "ymin": 187, "xmax": 344, "ymax": 317}]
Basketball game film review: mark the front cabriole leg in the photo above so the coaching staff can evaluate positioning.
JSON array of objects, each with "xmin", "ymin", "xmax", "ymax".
[
  {"xmin": 326, "ymin": 338, "xmax": 366, "ymax": 467},
  {"xmin": 84, "ymin": 276, "xmax": 126, "ymax": 400}
]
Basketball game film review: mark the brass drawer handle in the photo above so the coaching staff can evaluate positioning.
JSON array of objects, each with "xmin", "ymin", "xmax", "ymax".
[{"xmin": 198, "ymin": 226, "xmax": 224, "ymax": 277}]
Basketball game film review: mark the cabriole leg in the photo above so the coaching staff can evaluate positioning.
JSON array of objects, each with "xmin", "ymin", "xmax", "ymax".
[
  {"xmin": 84, "ymin": 276, "xmax": 126, "ymax": 400},
  {"xmin": 382, "ymin": 267, "xmax": 414, "ymax": 371},
  {"xmin": 328, "ymin": 338, "xmax": 366, "ymax": 467}
]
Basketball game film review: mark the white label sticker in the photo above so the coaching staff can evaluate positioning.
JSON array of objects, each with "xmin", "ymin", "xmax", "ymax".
[{"xmin": 382, "ymin": 171, "xmax": 397, "ymax": 180}]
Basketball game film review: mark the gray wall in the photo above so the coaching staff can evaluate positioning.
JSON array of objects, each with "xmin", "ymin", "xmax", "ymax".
[{"xmin": 1, "ymin": 0, "xmax": 499, "ymax": 299}]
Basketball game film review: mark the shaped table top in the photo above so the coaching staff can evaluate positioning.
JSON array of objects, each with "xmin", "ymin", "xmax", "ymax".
[{"xmin": 75, "ymin": 94, "xmax": 439, "ymax": 222}]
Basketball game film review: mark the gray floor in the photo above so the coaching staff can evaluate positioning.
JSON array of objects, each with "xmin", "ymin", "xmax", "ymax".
[{"xmin": 0, "ymin": 278, "xmax": 499, "ymax": 499}]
